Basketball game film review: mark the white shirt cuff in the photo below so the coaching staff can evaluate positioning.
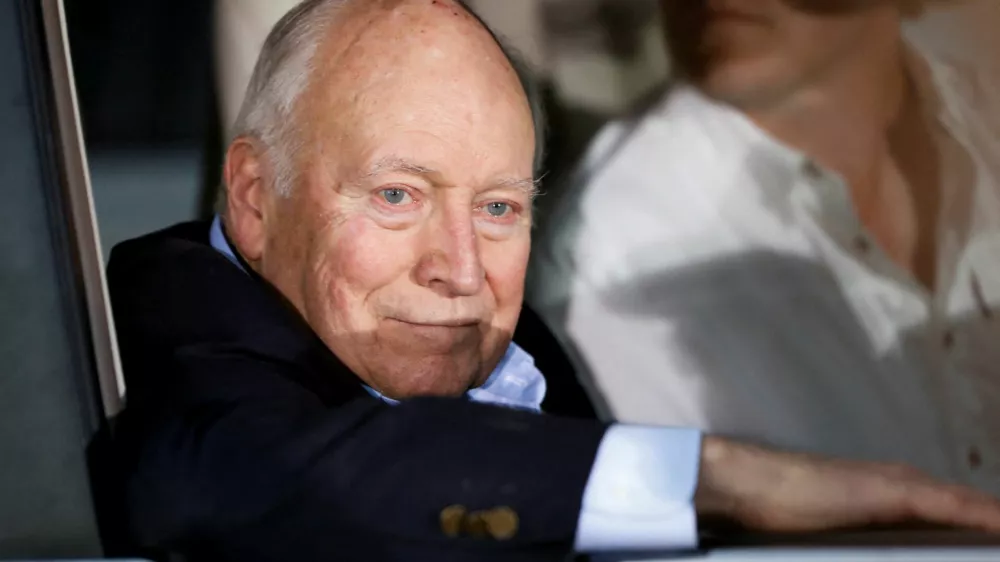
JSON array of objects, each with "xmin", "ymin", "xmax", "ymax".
[{"xmin": 574, "ymin": 425, "xmax": 702, "ymax": 552}]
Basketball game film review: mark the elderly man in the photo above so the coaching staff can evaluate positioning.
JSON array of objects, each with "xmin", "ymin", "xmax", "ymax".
[
  {"xmin": 529, "ymin": 0, "xmax": 1000, "ymax": 494},
  {"xmin": 110, "ymin": 1, "xmax": 1000, "ymax": 561}
]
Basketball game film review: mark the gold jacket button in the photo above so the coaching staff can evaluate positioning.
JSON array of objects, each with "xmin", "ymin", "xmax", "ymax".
[
  {"xmin": 463, "ymin": 510, "xmax": 489, "ymax": 539},
  {"xmin": 483, "ymin": 506, "xmax": 519, "ymax": 540},
  {"xmin": 440, "ymin": 505, "xmax": 466, "ymax": 538}
]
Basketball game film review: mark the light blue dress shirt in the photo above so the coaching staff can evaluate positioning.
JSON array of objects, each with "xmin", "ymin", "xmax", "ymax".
[{"xmin": 210, "ymin": 216, "xmax": 701, "ymax": 553}]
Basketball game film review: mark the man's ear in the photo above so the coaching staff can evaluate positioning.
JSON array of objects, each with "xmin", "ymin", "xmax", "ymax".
[{"xmin": 223, "ymin": 137, "xmax": 269, "ymax": 262}]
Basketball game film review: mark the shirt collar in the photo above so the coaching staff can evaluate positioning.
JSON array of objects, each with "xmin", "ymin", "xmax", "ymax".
[
  {"xmin": 208, "ymin": 215, "xmax": 548, "ymax": 412},
  {"xmin": 210, "ymin": 215, "xmax": 244, "ymax": 270},
  {"xmin": 362, "ymin": 343, "xmax": 548, "ymax": 412}
]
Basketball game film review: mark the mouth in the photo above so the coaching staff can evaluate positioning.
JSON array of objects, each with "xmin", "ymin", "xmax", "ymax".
[
  {"xmin": 389, "ymin": 318, "xmax": 480, "ymax": 329},
  {"xmin": 384, "ymin": 318, "xmax": 483, "ymax": 350}
]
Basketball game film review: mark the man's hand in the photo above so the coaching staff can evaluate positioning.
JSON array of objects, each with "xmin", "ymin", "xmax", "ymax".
[{"xmin": 695, "ymin": 436, "xmax": 1000, "ymax": 533}]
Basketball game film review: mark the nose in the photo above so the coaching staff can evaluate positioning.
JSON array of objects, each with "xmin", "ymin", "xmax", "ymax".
[{"xmin": 413, "ymin": 204, "xmax": 485, "ymax": 297}]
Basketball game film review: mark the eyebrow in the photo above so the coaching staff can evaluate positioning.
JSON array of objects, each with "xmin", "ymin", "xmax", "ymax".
[
  {"xmin": 496, "ymin": 176, "xmax": 542, "ymax": 198},
  {"xmin": 362, "ymin": 156, "xmax": 437, "ymax": 179},
  {"xmin": 361, "ymin": 155, "xmax": 539, "ymax": 197}
]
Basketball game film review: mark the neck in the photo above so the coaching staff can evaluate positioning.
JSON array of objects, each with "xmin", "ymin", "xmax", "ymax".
[
  {"xmin": 743, "ymin": 35, "xmax": 946, "ymax": 288},
  {"xmin": 746, "ymin": 35, "xmax": 908, "ymax": 194}
]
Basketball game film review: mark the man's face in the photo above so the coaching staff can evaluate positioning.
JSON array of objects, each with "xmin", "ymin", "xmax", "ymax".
[
  {"xmin": 253, "ymin": 1, "xmax": 536, "ymax": 399},
  {"xmin": 661, "ymin": 0, "xmax": 901, "ymax": 108}
]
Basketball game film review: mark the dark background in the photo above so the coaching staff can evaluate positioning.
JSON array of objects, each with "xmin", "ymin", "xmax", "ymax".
[
  {"xmin": 65, "ymin": 0, "xmax": 221, "ymax": 257},
  {"xmin": 67, "ymin": 0, "xmax": 215, "ymax": 147}
]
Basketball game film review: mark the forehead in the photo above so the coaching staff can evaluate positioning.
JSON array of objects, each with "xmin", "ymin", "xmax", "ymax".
[{"xmin": 296, "ymin": 0, "xmax": 535, "ymax": 177}]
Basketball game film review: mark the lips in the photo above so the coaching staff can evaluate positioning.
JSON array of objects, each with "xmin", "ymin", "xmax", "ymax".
[
  {"xmin": 382, "ymin": 318, "xmax": 482, "ymax": 353},
  {"xmin": 389, "ymin": 318, "xmax": 479, "ymax": 328}
]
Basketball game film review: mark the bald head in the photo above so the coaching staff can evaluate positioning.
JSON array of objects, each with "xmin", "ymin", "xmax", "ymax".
[
  {"xmin": 225, "ymin": 0, "xmax": 543, "ymax": 208},
  {"xmin": 223, "ymin": 0, "xmax": 540, "ymax": 399},
  {"xmin": 297, "ymin": 0, "xmax": 533, "ymax": 178}
]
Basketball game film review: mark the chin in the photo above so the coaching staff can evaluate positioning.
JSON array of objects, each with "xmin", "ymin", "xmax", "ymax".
[
  {"xmin": 694, "ymin": 54, "xmax": 797, "ymax": 109},
  {"xmin": 372, "ymin": 354, "xmax": 486, "ymax": 400},
  {"xmin": 699, "ymin": 70, "xmax": 790, "ymax": 110}
]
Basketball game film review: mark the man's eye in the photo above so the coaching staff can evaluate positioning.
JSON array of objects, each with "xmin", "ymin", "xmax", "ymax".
[
  {"xmin": 484, "ymin": 202, "xmax": 511, "ymax": 218},
  {"xmin": 379, "ymin": 188, "xmax": 412, "ymax": 205}
]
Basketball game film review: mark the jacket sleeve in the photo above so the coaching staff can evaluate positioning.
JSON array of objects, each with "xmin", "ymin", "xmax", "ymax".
[{"xmin": 118, "ymin": 345, "xmax": 608, "ymax": 562}]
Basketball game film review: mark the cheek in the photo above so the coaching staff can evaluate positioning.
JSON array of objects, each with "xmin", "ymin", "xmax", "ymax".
[
  {"xmin": 261, "ymin": 210, "xmax": 312, "ymax": 305},
  {"xmin": 482, "ymin": 237, "xmax": 529, "ymax": 312},
  {"xmin": 308, "ymin": 218, "xmax": 414, "ymax": 319}
]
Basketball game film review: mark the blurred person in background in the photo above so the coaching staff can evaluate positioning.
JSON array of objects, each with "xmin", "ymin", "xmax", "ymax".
[{"xmin": 529, "ymin": 0, "xmax": 1000, "ymax": 495}]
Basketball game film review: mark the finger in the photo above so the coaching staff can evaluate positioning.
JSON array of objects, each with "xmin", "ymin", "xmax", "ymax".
[
  {"xmin": 947, "ymin": 491, "xmax": 1000, "ymax": 533},
  {"xmin": 908, "ymin": 483, "xmax": 1000, "ymax": 532}
]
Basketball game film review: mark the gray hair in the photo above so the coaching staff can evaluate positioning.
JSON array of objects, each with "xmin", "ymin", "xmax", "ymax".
[{"xmin": 218, "ymin": 0, "xmax": 546, "ymax": 213}]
